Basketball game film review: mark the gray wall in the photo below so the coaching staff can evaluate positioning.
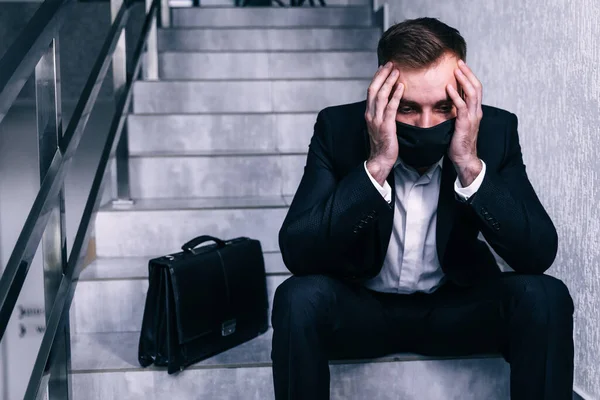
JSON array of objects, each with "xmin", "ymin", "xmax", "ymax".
[{"xmin": 386, "ymin": 1, "xmax": 600, "ymax": 398}]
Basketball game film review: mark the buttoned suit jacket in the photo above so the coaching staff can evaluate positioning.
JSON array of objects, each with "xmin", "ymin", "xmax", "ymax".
[{"xmin": 278, "ymin": 100, "xmax": 558, "ymax": 286}]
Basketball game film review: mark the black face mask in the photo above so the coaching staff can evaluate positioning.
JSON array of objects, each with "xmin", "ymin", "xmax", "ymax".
[{"xmin": 395, "ymin": 118, "xmax": 456, "ymax": 169}]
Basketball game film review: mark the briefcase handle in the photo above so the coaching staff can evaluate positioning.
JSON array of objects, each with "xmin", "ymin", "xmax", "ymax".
[{"xmin": 182, "ymin": 235, "xmax": 227, "ymax": 253}]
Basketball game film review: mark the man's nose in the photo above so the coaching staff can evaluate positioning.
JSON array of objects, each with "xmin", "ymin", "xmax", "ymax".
[{"xmin": 415, "ymin": 114, "xmax": 434, "ymax": 129}]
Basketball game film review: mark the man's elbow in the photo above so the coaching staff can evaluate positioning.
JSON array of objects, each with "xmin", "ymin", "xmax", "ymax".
[
  {"xmin": 279, "ymin": 225, "xmax": 295, "ymax": 273},
  {"xmin": 535, "ymin": 227, "xmax": 558, "ymax": 273},
  {"xmin": 278, "ymin": 223, "xmax": 330, "ymax": 276},
  {"xmin": 279, "ymin": 224, "xmax": 307, "ymax": 275},
  {"xmin": 521, "ymin": 226, "xmax": 558, "ymax": 274}
]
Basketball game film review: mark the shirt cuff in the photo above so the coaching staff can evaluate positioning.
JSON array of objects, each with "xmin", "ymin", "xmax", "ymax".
[
  {"xmin": 454, "ymin": 159, "xmax": 486, "ymax": 201},
  {"xmin": 364, "ymin": 161, "xmax": 392, "ymax": 203}
]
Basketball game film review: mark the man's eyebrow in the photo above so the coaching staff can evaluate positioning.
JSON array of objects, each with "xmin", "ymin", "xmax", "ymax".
[
  {"xmin": 398, "ymin": 99, "xmax": 420, "ymax": 106},
  {"xmin": 399, "ymin": 98, "xmax": 453, "ymax": 106},
  {"xmin": 435, "ymin": 98, "xmax": 453, "ymax": 106}
]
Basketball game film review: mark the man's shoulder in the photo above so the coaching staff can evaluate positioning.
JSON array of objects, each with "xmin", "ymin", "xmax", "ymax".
[
  {"xmin": 481, "ymin": 104, "xmax": 517, "ymax": 123},
  {"xmin": 478, "ymin": 105, "xmax": 519, "ymax": 161},
  {"xmin": 318, "ymin": 100, "xmax": 367, "ymax": 125}
]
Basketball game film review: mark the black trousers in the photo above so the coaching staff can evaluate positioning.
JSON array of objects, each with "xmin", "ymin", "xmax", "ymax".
[{"xmin": 271, "ymin": 272, "xmax": 574, "ymax": 399}]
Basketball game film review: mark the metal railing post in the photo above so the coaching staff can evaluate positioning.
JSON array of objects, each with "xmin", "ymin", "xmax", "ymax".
[
  {"xmin": 111, "ymin": 0, "xmax": 134, "ymax": 205},
  {"xmin": 160, "ymin": 0, "xmax": 170, "ymax": 28},
  {"xmin": 35, "ymin": 36, "xmax": 72, "ymax": 400},
  {"xmin": 145, "ymin": 0, "xmax": 159, "ymax": 80}
]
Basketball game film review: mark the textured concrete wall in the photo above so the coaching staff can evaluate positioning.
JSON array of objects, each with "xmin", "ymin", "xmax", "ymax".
[{"xmin": 386, "ymin": 0, "xmax": 600, "ymax": 398}]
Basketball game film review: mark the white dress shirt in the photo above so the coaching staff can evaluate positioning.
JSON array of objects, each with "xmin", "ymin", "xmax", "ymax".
[{"xmin": 362, "ymin": 157, "xmax": 487, "ymax": 294}]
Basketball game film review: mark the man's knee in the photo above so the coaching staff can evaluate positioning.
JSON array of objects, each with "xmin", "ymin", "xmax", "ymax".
[
  {"xmin": 512, "ymin": 274, "xmax": 574, "ymax": 325},
  {"xmin": 271, "ymin": 274, "xmax": 338, "ymax": 329}
]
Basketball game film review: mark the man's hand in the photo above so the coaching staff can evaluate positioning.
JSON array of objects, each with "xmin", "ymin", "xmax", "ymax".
[
  {"xmin": 365, "ymin": 62, "xmax": 405, "ymax": 186},
  {"xmin": 446, "ymin": 60, "xmax": 483, "ymax": 187}
]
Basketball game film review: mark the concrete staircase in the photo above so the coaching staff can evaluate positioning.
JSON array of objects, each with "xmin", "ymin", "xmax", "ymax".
[{"xmin": 69, "ymin": 3, "xmax": 511, "ymax": 399}]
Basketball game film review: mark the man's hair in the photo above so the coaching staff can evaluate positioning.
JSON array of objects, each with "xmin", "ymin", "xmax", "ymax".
[{"xmin": 377, "ymin": 17, "xmax": 467, "ymax": 69}]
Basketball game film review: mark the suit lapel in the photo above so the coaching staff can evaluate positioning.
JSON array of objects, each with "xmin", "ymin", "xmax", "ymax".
[
  {"xmin": 436, "ymin": 156, "xmax": 458, "ymax": 266},
  {"xmin": 375, "ymin": 165, "xmax": 395, "ymax": 267},
  {"xmin": 386, "ymin": 168, "xmax": 396, "ymax": 200}
]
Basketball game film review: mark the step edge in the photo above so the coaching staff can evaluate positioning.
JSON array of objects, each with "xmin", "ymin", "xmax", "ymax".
[
  {"xmin": 128, "ymin": 151, "xmax": 308, "ymax": 157},
  {"xmin": 134, "ymin": 77, "xmax": 372, "ymax": 82},
  {"xmin": 70, "ymin": 352, "xmax": 504, "ymax": 375},
  {"xmin": 79, "ymin": 253, "xmax": 290, "ymax": 281},
  {"xmin": 166, "ymin": 25, "xmax": 375, "ymax": 29},
  {"xmin": 155, "ymin": 49, "xmax": 378, "ymax": 54},
  {"xmin": 128, "ymin": 111, "xmax": 320, "ymax": 116},
  {"xmin": 78, "ymin": 271, "xmax": 291, "ymax": 282},
  {"xmin": 87, "ymin": 251, "xmax": 283, "ymax": 262},
  {"xmin": 97, "ymin": 203, "xmax": 291, "ymax": 212},
  {"xmin": 158, "ymin": 49, "xmax": 374, "ymax": 55},
  {"xmin": 159, "ymin": 26, "xmax": 379, "ymax": 31},
  {"xmin": 171, "ymin": 5, "xmax": 372, "ymax": 9}
]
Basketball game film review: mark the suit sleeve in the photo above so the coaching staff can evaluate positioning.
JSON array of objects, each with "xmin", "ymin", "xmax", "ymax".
[
  {"xmin": 278, "ymin": 109, "xmax": 393, "ymax": 277},
  {"xmin": 468, "ymin": 112, "xmax": 558, "ymax": 274}
]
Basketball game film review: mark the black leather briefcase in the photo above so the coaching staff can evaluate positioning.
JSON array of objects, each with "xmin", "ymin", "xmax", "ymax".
[{"xmin": 138, "ymin": 235, "xmax": 269, "ymax": 374}]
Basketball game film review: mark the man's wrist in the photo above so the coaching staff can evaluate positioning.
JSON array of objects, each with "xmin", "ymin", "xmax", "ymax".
[
  {"xmin": 454, "ymin": 157, "xmax": 483, "ymax": 187},
  {"xmin": 366, "ymin": 159, "xmax": 392, "ymax": 187}
]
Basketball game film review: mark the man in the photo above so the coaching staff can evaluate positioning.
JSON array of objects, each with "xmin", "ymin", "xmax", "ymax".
[{"xmin": 272, "ymin": 17, "xmax": 574, "ymax": 400}]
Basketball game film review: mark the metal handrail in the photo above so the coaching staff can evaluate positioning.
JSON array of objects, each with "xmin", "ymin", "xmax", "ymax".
[
  {"xmin": 0, "ymin": 0, "xmax": 162, "ymax": 397},
  {"xmin": 0, "ymin": 0, "xmax": 131, "ymax": 346},
  {"xmin": 0, "ymin": 0, "xmax": 75, "ymax": 125},
  {"xmin": 25, "ymin": 2, "xmax": 160, "ymax": 397}
]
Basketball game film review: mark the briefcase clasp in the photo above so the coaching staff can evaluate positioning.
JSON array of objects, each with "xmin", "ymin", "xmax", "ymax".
[{"xmin": 221, "ymin": 319, "xmax": 237, "ymax": 336}]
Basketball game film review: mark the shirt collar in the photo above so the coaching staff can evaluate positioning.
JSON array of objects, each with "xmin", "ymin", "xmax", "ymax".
[{"xmin": 394, "ymin": 156, "xmax": 444, "ymax": 179}]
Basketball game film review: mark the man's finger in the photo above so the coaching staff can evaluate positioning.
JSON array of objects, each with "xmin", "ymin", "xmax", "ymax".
[
  {"xmin": 375, "ymin": 68, "xmax": 400, "ymax": 122},
  {"xmin": 455, "ymin": 68, "xmax": 478, "ymax": 117},
  {"xmin": 457, "ymin": 61, "xmax": 482, "ymax": 110},
  {"xmin": 383, "ymin": 82, "xmax": 404, "ymax": 124},
  {"xmin": 366, "ymin": 62, "xmax": 393, "ymax": 119},
  {"xmin": 446, "ymin": 84, "xmax": 468, "ymax": 117}
]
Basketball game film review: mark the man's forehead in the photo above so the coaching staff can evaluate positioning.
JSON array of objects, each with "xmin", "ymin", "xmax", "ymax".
[
  {"xmin": 394, "ymin": 55, "xmax": 458, "ymax": 88},
  {"xmin": 392, "ymin": 52, "xmax": 459, "ymax": 75},
  {"xmin": 398, "ymin": 82, "xmax": 454, "ymax": 105},
  {"xmin": 400, "ymin": 93, "xmax": 453, "ymax": 104},
  {"xmin": 396, "ymin": 75, "xmax": 457, "ymax": 105}
]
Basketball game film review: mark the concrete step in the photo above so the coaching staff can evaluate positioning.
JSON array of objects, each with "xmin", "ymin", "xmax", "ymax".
[
  {"xmin": 78, "ymin": 253, "xmax": 290, "ymax": 280},
  {"xmin": 127, "ymin": 113, "xmax": 316, "ymax": 155},
  {"xmin": 94, "ymin": 196, "xmax": 291, "ymax": 257},
  {"xmin": 196, "ymin": 0, "xmax": 370, "ymax": 5},
  {"xmin": 157, "ymin": 27, "xmax": 381, "ymax": 51},
  {"xmin": 170, "ymin": 6, "xmax": 372, "ymax": 27},
  {"xmin": 158, "ymin": 51, "xmax": 376, "ymax": 79},
  {"xmin": 127, "ymin": 152, "xmax": 305, "ymax": 199},
  {"xmin": 132, "ymin": 79, "xmax": 370, "ymax": 113},
  {"xmin": 70, "ymin": 329, "xmax": 510, "ymax": 399},
  {"xmin": 70, "ymin": 256, "xmax": 289, "ymax": 334}
]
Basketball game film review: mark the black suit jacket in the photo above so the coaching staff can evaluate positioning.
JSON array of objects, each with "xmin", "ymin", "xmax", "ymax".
[{"xmin": 278, "ymin": 100, "xmax": 558, "ymax": 287}]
